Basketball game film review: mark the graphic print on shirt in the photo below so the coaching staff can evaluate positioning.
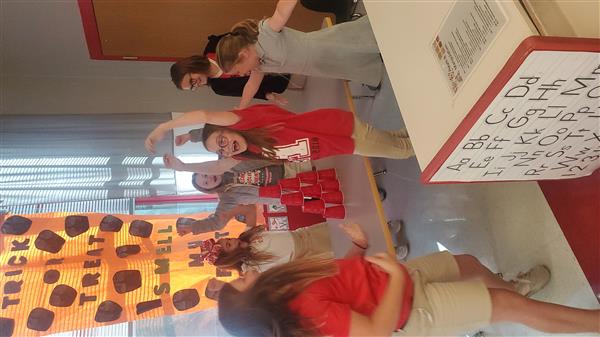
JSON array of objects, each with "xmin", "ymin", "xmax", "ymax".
[
  {"xmin": 270, "ymin": 138, "xmax": 312, "ymax": 162},
  {"xmin": 234, "ymin": 165, "xmax": 284, "ymax": 186},
  {"xmin": 236, "ymin": 169, "xmax": 271, "ymax": 186}
]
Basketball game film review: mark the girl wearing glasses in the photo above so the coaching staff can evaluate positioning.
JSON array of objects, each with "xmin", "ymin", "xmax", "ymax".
[
  {"xmin": 171, "ymin": 33, "xmax": 294, "ymax": 105},
  {"xmin": 145, "ymin": 104, "xmax": 413, "ymax": 161}
]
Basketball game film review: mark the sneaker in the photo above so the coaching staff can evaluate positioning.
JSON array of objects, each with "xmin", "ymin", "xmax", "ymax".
[
  {"xmin": 387, "ymin": 220, "xmax": 410, "ymax": 260},
  {"xmin": 364, "ymin": 83, "xmax": 381, "ymax": 91},
  {"xmin": 512, "ymin": 265, "xmax": 551, "ymax": 297},
  {"xmin": 395, "ymin": 244, "xmax": 409, "ymax": 261}
]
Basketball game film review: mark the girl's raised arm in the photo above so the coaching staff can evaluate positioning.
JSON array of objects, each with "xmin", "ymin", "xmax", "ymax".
[
  {"xmin": 237, "ymin": 70, "xmax": 265, "ymax": 109},
  {"xmin": 220, "ymin": 204, "xmax": 258, "ymax": 228},
  {"xmin": 268, "ymin": 0, "xmax": 299, "ymax": 32},
  {"xmin": 163, "ymin": 154, "xmax": 241, "ymax": 175},
  {"xmin": 145, "ymin": 110, "xmax": 241, "ymax": 153}
]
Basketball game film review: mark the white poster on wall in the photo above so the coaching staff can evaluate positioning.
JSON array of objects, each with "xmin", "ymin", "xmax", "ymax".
[
  {"xmin": 433, "ymin": 0, "xmax": 507, "ymax": 94},
  {"xmin": 430, "ymin": 50, "xmax": 600, "ymax": 182}
]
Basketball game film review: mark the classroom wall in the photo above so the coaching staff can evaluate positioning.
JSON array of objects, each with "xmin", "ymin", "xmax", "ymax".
[{"xmin": 0, "ymin": 1, "xmax": 304, "ymax": 116}]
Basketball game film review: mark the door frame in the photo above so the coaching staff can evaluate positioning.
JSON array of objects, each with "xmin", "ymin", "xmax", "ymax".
[{"xmin": 77, "ymin": 0, "xmax": 178, "ymax": 61}]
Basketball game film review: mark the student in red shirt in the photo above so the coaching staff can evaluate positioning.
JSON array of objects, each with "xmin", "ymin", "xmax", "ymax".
[
  {"xmin": 145, "ymin": 104, "xmax": 414, "ymax": 161},
  {"xmin": 217, "ymin": 252, "xmax": 600, "ymax": 337}
]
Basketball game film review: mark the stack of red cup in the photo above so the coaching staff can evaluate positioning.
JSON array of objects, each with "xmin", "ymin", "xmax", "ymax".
[
  {"xmin": 302, "ymin": 169, "xmax": 346, "ymax": 219},
  {"xmin": 316, "ymin": 169, "xmax": 345, "ymax": 219},
  {"xmin": 258, "ymin": 168, "xmax": 346, "ymax": 219}
]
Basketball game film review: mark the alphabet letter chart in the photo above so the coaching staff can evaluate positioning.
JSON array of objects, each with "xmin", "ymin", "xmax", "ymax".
[{"xmin": 423, "ymin": 36, "xmax": 600, "ymax": 183}]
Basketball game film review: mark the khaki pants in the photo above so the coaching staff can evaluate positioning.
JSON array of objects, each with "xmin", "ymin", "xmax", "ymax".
[
  {"xmin": 352, "ymin": 116, "xmax": 415, "ymax": 159},
  {"xmin": 291, "ymin": 222, "xmax": 333, "ymax": 259},
  {"xmin": 283, "ymin": 161, "xmax": 313, "ymax": 178},
  {"xmin": 394, "ymin": 252, "xmax": 492, "ymax": 336}
]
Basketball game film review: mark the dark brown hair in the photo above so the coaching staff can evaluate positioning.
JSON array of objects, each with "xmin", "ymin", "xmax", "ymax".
[
  {"xmin": 214, "ymin": 225, "xmax": 275, "ymax": 272},
  {"xmin": 218, "ymin": 257, "xmax": 337, "ymax": 337},
  {"xmin": 170, "ymin": 55, "xmax": 212, "ymax": 89},
  {"xmin": 216, "ymin": 19, "xmax": 259, "ymax": 72},
  {"xmin": 201, "ymin": 124, "xmax": 283, "ymax": 160}
]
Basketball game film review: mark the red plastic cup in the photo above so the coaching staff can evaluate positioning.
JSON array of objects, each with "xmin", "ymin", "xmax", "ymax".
[
  {"xmin": 258, "ymin": 185, "xmax": 282, "ymax": 198},
  {"xmin": 279, "ymin": 177, "xmax": 301, "ymax": 191},
  {"xmin": 321, "ymin": 191, "xmax": 344, "ymax": 204},
  {"xmin": 297, "ymin": 171, "xmax": 318, "ymax": 184},
  {"xmin": 300, "ymin": 184, "xmax": 322, "ymax": 198},
  {"xmin": 319, "ymin": 179, "xmax": 340, "ymax": 192},
  {"xmin": 280, "ymin": 192, "xmax": 304, "ymax": 206},
  {"xmin": 302, "ymin": 199, "xmax": 326, "ymax": 215},
  {"xmin": 324, "ymin": 205, "xmax": 346, "ymax": 219},
  {"xmin": 317, "ymin": 168, "xmax": 337, "ymax": 180}
]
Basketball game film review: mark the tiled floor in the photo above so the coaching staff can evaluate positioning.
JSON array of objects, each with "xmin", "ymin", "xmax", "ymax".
[{"xmin": 352, "ymin": 69, "xmax": 600, "ymax": 336}]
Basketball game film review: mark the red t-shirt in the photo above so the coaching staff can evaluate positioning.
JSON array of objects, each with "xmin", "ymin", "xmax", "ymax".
[
  {"xmin": 288, "ymin": 257, "xmax": 413, "ymax": 337},
  {"xmin": 230, "ymin": 104, "xmax": 355, "ymax": 161}
]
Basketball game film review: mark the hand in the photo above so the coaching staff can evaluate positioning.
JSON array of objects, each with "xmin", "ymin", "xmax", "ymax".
[
  {"xmin": 145, "ymin": 124, "xmax": 167, "ymax": 154},
  {"xmin": 175, "ymin": 133, "xmax": 191, "ymax": 146},
  {"xmin": 340, "ymin": 223, "xmax": 368, "ymax": 248},
  {"xmin": 176, "ymin": 222, "xmax": 194, "ymax": 236},
  {"xmin": 266, "ymin": 92, "xmax": 288, "ymax": 105},
  {"xmin": 163, "ymin": 154, "xmax": 185, "ymax": 171},
  {"xmin": 365, "ymin": 253, "xmax": 402, "ymax": 276}
]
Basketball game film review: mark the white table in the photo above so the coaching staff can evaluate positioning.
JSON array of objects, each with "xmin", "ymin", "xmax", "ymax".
[{"xmin": 364, "ymin": 0, "xmax": 538, "ymax": 171}]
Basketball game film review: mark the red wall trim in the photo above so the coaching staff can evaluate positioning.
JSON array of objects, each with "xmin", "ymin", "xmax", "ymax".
[
  {"xmin": 76, "ymin": 0, "xmax": 178, "ymax": 62},
  {"xmin": 135, "ymin": 194, "xmax": 218, "ymax": 205},
  {"xmin": 77, "ymin": 0, "xmax": 103, "ymax": 60},
  {"xmin": 539, "ymin": 171, "xmax": 600, "ymax": 299}
]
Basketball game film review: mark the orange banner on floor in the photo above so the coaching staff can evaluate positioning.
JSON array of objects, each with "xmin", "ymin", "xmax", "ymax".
[{"xmin": 0, "ymin": 212, "xmax": 244, "ymax": 337}]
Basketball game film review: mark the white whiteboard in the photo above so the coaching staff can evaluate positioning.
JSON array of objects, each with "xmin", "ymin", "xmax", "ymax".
[{"xmin": 429, "ymin": 50, "xmax": 600, "ymax": 182}]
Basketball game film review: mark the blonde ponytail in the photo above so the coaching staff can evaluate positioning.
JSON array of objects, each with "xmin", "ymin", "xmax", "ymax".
[
  {"xmin": 216, "ymin": 19, "xmax": 259, "ymax": 72},
  {"xmin": 231, "ymin": 19, "xmax": 259, "ymax": 40}
]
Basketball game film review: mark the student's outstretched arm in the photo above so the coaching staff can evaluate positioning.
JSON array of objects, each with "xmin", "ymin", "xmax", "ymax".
[
  {"xmin": 177, "ymin": 195, "xmax": 240, "ymax": 236},
  {"xmin": 145, "ymin": 110, "xmax": 240, "ymax": 153},
  {"xmin": 268, "ymin": 0, "xmax": 299, "ymax": 32},
  {"xmin": 349, "ymin": 253, "xmax": 407, "ymax": 337},
  {"xmin": 221, "ymin": 204, "xmax": 258, "ymax": 228},
  {"xmin": 163, "ymin": 154, "xmax": 240, "ymax": 175},
  {"xmin": 237, "ymin": 70, "xmax": 265, "ymax": 109}
]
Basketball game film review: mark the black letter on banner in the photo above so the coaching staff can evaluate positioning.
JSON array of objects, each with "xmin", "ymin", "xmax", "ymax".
[{"xmin": 154, "ymin": 259, "xmax": 169, "ymax": 274}]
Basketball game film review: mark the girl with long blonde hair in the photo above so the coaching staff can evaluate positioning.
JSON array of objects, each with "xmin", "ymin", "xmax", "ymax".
[{"xmin": 216, "ymin": 0, "xmax": 383, "ymax": 109}]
